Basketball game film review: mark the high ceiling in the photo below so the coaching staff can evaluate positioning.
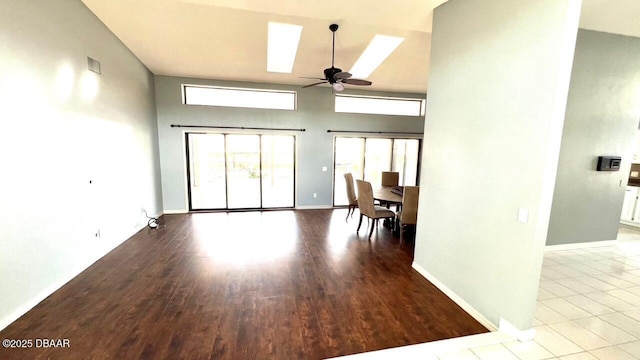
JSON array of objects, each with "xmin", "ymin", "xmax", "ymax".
[{"xmin": 81, "ymin": 0, "xmax": 640, "ymax": 94}]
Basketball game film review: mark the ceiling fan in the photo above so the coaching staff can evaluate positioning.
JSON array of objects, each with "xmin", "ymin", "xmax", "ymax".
[{"xmin": 302, "ymin": 24, "xmax": 372, "ymax": 92}]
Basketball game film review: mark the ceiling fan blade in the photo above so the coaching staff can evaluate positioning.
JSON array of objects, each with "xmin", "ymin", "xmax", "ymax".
[
  {"xmin": 334, "ymin": 71, "xmax": 352, "ymax": 80},
  {"xmin": 302, "ymin": 81, "xmax": 328, "ymax": 88},
  {"xmin": 342, "ymin": 78, "xmax": 372, "ymax": 86},
  {"xmin": 299, "ymin": 76, "xmax": 326, "ymax": 80}
]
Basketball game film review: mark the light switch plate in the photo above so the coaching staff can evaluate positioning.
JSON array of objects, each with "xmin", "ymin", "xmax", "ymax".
[
  {"xmin": 322, "ymin": 166, "xmax": 327, "ymax": 172},
  {"xmin": 517, "ymin": 208, "xmax": 529, "ymax": 223}
]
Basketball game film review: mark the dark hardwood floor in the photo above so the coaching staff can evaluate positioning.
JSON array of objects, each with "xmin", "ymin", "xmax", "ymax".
[{"xmin": 0, "ymin": 209, "xmax": 487, "ymax": 359}]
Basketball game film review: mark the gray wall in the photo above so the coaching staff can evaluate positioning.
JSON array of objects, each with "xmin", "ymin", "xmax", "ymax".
[
  {"xmin": 413, "ymin": 0, "xmax": 580, "ymax": 330},
  {"xmin": 546, "ymin": 30, "xmax": 640, "ymax": 246},
  {"xmin": 0, "ymin": 0, "xmax": 162, "ymax": 329},
  {"xmin": 154, "ymin": 76, "xmax": 425, "ymax": 212}
]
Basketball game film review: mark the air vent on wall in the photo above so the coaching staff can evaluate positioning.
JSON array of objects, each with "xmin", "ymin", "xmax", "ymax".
[{"xmin": 87, "ymin": 56, "xmax": 101, "ymax": 75}]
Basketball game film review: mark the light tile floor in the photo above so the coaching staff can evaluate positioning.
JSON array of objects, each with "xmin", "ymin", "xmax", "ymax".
[
  {"xmin": 336, "ymin": 226, "xmax": 640, "ymax": 359},
  {"xmin": 457, "ymin": 226, "xmax": 640, "ymax": 360}
]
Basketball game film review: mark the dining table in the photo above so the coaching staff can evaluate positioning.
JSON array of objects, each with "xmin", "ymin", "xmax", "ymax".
[{"xmin": 372, "ymin": 186, "xmax": 403, "ymax": 206}]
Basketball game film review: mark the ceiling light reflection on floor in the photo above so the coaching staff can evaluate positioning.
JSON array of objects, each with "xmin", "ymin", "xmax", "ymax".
[
  {"xmin": 192, "ymin": 212, "xmax": 299, "ymax": 266},
  {"xmin": 326, "ymin": 211, "xmax": 358, "ymax": 256}
]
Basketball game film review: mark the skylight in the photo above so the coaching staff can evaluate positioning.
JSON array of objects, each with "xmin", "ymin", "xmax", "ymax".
[
  {"xmin": 349, "ymin": 35, "xmax": 404, "ymax": 79},
  {"xmin": 267, "ymin": 22, "xmax": 303, "ymax": 73}
]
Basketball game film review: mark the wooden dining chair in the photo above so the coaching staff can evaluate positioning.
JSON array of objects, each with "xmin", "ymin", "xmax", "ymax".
[
  {"xmin": 381, "ymin": 171, "xmax": 399, "ymax": 186},
  {"xmin": 396, "ymin": 186, "xmax": 420, "ymax": 241},
  {"xmin": 344, "ymin": 173, "xmax": 358, "ymax": 220},
  {"xmin": 356, "ymin": 179, "xmax": 395, "ymax": 238}
]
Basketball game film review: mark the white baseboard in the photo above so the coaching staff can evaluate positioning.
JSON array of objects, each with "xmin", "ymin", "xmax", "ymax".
[
  {"xmin": 328, "ymin": 331, "xmax": 513, "ymax": 359},
  {"xmin": 498, "ymin": 318, "xmax": 536, "ymax": 341},
  {"xmin": 0, "ymin": 259, "xmax": 92, "ymax": 331},
  {"xmin": 545, "ymin": 239, "xmax": 617, "ymax": 252},
  {"xmin": 163, "ymin": 209, "xmax": 188, "ymax": 214},
  {"xmin": 620, "ymin": 220, "xmax": 640, "ymax": 228},
  {"xmin": 295, "ymin": 205, "xmax": 334, "ymax": 210},
  {"xmin": 165, "ymin": 207, "xmax": 338, "ymax": 212},
  {"xmin": 0, "ymin": 220, "xmax": 152, "ymax": 332},
  {"xmin": 411, "ymin": 262, "xmax": 498, "ymax": 331}
]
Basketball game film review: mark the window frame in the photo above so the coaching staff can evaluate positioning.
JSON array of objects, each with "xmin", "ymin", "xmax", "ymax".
[
  {"xmin": 334, "ymin": 94, "xmax": 426, "ymax": 117},
  {"xmin": 332, "ymin": 135, "xmax": 422, "ymax": 207},
  {"xmin": 185, "ymin": 131, "xmax": 297, "ymax": 211},
  {"xmin": 182, "ymin": 84, "xmax": 297, "ymax": 111}
]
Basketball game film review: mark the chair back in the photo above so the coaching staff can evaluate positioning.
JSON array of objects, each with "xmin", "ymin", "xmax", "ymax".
[
  {"xmin": 400, "ymin": 186, "xmax": 420, "ymax": 225},
  {"xmin": 381, "ymin": 171, "xmax": 399, "ymax": 186},
  {"xmin": 344, "ymin": 173, "xmax": 357, "ymax": 206},
  {"xmin": 356, "ymin": 180, "xmax": 376, "ymax": 217}
]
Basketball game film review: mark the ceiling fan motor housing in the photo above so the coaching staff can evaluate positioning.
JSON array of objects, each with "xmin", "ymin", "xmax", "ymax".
[
  {"xmin": 324, "ymin": 67, "xmax": 342, "ymax": 84},
  {"xmin": 301, "ymin": 23, "xmax": 371, "ymax": 90}
]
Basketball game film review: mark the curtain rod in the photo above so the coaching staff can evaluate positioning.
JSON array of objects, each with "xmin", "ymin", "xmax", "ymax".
[
  {"xmin": 327, "ymin": 130, "xmax": 423, "ymax": 135},
  {"xmin": 171, "ymin": 124, "xmax": 305, "ymax": 132}
]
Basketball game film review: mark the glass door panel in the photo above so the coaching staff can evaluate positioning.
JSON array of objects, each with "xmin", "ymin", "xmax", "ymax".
[
  {"xmin": 333, "ymin": 137, "xmax": 365, "ymax": 206},
  {"xmin": 403, "ymin": 140, "xmax": 419, "ymax": 186},
  {"xmin": 188, "ymin": 133, "xmax": 227, "ymax": 209},
  {"xmin": 392, "ymin": 139, "xmax": 420, "ymax": 186},
  {"xmin": 261, "ymin": 135, "xmax": 295, "ymax": 208},
  {"xmin": 226, "ymin": 134, "xmax": 261, "ymax": 209},
  {"xmin": 363, "ymin": 138, "xmax": 392, "ymax": 187}
]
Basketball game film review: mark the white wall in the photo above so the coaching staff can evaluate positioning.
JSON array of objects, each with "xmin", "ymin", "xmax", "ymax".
[
  {"xmin": 413, "ymin": 0, "xmax": 581, "ymax": 330},
  {"xmin": 0, "ymin": 0, "xmax": 163, "ymax": 330}
]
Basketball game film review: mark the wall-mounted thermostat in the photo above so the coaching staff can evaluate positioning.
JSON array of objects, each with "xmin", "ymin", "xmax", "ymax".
[{"xmin": 597, "ymin": 156, "xmax": 621, "ymax": 171}]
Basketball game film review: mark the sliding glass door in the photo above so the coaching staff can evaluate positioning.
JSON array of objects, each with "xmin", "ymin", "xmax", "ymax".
[
  {"xmin": 188, "ymin": 133, "xmax": 227, "ymax": 209},
  {"xmin": 363, "ymin": 138, "xmax": 393, "ymax": 186},
  {"xmin": 261, "ymin": 135, "xmax": 295, "ymax": 208},
  {"xmin": 187, "ymin": 133, "xmax": 295, "ymax": 210},
  {"xmin": 333, "ymin": 138, "xmax": 365, "ymax": 206},
  {"xmin": 225, "ymin": 135, "xmax": 261, "ymax": 209},
  {"xmin": 333, "ymin": 136, "xmax": 420, "ymax": 206},
  {"xmin": 392, "ymin": 139, "xmax": 419, "ymax": 187}
]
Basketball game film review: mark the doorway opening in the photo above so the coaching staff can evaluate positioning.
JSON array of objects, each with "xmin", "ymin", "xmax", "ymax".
[{"xmin": 186, "ymin": 132, "xmax": 296, "ymax": 210}]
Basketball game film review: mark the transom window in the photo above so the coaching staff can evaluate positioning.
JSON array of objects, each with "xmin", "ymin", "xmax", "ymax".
[
  {"xmin": 335, "ymin": 94, "xmax": 425, "ymax": 116},
  {"xmin": 183, "ymin": 84, "xmax": 296, "ymax": 111}
]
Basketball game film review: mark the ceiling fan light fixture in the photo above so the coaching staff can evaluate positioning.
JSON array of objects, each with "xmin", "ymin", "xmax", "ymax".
[
  {"xmin": 267, "ymin": 22, "xmax": 303, "ymax": 73},
  {"xmin": 302, "ymin": 24, "xmax": 372, "ymax": 91},
  {"xmin": 350, "ymin": 34, "xmax": 404, "ymax": 78}
]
